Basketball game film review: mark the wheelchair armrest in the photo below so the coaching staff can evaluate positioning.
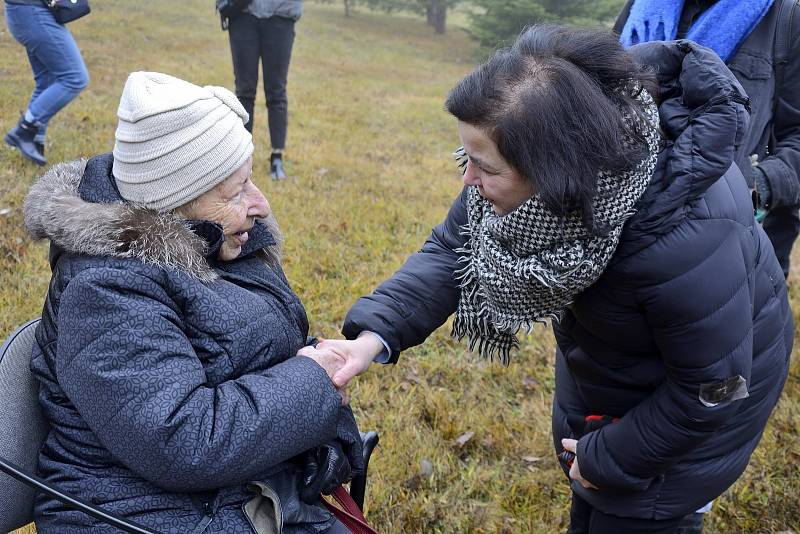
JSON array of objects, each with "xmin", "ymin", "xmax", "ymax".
[
  {"xmin": 349, "ymin": 430, "xmax": 379, "ymax": 511},
  {"xmin": 0, "ymin": 455, "xmax": 158, "ymax": 534}
]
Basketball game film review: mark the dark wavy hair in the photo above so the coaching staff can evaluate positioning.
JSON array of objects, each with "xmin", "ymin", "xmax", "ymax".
[{"xmin": 446, "ymin": 25, "xmax": 657, "ymax": 234}]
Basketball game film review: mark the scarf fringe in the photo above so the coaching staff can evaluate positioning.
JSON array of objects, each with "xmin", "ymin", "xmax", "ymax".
[{"xmin": 451, "ymin": 315, "xmax": 518, "ymax": 366}]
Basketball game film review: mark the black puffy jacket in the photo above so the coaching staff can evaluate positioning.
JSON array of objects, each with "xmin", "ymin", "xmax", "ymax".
[{"xmin": 343, "ymin": 41, "xmax": 792, "ymax": 519}]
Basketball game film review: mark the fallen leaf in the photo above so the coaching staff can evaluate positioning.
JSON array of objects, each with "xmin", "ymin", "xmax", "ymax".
[
  {"xmin": 418, "ymin": 459, "xmax": 433, "ymax": 478},
  {"xmin": 0, "ymin": 208, "xmax": 11, "ymax": 216},
  {"xmin": 454, "ymin": 431, "xmax": 475, "ymax": 448},
  {"xmin": 522, "ymin": 455, "xmax": 542, "ymax": 464}
]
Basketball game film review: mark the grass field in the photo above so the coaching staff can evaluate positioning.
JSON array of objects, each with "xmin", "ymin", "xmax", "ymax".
[{"xmin": 1, "ymin": 2, "xmax": 798, "ymax": 532}]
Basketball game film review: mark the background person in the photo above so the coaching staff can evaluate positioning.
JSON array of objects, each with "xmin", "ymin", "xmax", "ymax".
[
  {"xmin": 313, "ymin": 27, "xmax": 793, "ymax": 533},
  {"xmin": 616, "ymin": 0, "xmax": 800, "ymax": 278},
  {"xmin": 3, "ymin": 0, "xmax": 89, "ymax": 166},
  {"xmin": 225, "ymin": 0, "xmax": 302, "ymax": 180},
  {"xmin": 23, "ymin": 71, "xmax": 358, "ymax": 533}
]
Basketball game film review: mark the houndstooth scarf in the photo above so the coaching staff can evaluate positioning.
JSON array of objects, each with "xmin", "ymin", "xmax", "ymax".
[{"xmin": 451, "ymin": 88, "xmax": 661, "ymax": 364}]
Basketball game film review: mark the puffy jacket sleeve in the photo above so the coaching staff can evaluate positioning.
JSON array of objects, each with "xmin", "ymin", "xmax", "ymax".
[
  {"xmin": 758, "ymin": 8, "xmax": 800, "ymax": 208},
  {"xmin": 342, "ymin": 187, "xmax": 469, "ymax": 362},
  {"xmin": 56, "ymin": 267, "xmax": 343, "ymax": 493},
  {"xmin": 577, "ymin": 219, "xmax": 756, "ymax": 491}
]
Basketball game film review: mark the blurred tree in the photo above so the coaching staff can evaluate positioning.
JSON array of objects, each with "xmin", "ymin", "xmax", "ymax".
[
  {"xmin": 469, "ymin": 0, "xmax": 625, "ymax": 49},
  {"xmin": 365, "ymin": 0, "xmax": 462, "ymax": 34},
  {"xmin": 314, "ymin": 0, "xmax": 360, "ymax": 17},
  {"xmin": 312, "ymin": 0, "xmax": 463, "ymax": 32}
]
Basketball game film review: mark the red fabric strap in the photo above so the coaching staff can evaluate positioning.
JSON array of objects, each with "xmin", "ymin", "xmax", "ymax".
[{"xmin": 321, "ymin": 486, "xmax": 379, "ymax": 534}]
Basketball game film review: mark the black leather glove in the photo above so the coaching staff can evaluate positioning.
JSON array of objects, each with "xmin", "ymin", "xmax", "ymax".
[{"xmin": 299, "ymin": 440, "xmax": 352, "ymax": 504}]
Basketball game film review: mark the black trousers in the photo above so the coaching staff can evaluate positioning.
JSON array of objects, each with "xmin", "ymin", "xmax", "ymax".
[
  {"xmin": 228, "ymin": 13, "xmax": 295, "ymax": 150},
  {"xmin": 567, "ymin": 494, "xmax": 685, "ymax": 534},
  {"xmin": 762, "ymin": 205, "xmax": 800, "ymax": 278}
]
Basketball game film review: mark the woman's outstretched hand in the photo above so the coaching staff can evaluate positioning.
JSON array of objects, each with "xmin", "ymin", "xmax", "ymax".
[
  {"xmin": 562, "ymin": 439, "xmax": 599, "ymax": 490},
  {"xmin": 316, "ymin": 333, "xmax": 384, "ymax": 388}
]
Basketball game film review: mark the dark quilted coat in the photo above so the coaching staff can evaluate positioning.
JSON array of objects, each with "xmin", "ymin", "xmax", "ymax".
[
  {"xmin": 343, "ymin": 41, "xmax": 793, "ymax": 519},
  {"xmin": 23, "ymin": 154, "xmax": 362, "ymax": 533}
]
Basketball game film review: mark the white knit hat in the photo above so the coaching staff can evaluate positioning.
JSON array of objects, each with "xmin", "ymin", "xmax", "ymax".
[{"xmin": 112, "ymin": 72, "xmax": 253, "ymax": 211}]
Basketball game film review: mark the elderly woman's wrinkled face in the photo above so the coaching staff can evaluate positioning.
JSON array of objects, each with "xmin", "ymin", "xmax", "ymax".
[
  {"xmin": 181, "ymin": 157, "xmax": 270, "ymax": 261},
  {"xmin": 458, "ymin": 121, "xmax": 535, "ymax": 216}
]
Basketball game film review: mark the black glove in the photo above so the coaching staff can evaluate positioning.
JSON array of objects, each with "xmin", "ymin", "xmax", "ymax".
[{"xmin": 299, "ymin": 441, "xmax": 352, "ymax": 504}]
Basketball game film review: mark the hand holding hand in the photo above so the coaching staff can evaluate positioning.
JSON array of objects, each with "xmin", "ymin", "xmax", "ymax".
[
  {"xmin": 297, "ymin": 346, "xmax": 346, "ymax": 382},
  {"xmin": 317, "ymin": 333, "xmax": 384, "ymax": 388},
  {"xmin": 562, "ymin": 438, "xmax": 598, "ymax": 490}
]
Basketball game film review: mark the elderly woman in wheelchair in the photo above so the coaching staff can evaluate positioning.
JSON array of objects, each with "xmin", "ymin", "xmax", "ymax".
[{"xmin": 16, "ymin": 72, "xmax": 363, "ymax": 534}]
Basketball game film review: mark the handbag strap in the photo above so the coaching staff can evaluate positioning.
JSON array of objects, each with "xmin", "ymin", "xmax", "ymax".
[{"xmin": 321, "ymin": 486, "xmax": 379, "ymax": 534}]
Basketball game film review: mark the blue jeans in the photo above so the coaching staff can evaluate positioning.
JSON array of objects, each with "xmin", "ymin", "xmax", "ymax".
[{"xmin": 4, "ymin": 3, "xmax": 89, "ymax": 140}]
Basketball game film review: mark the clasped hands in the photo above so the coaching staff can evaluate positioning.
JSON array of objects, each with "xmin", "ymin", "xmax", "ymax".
[{"xmin": 296, "ymin": 333, "xmax": 384, "ymax": 402}]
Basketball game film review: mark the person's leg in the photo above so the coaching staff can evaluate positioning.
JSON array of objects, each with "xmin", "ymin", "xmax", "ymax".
[
  {"xmin": 762, "ymin": 205, "xmax": 800, "ymax": 278},
  {"xmin": 25, "ymin": 49, "xmax": 56, "ymax": 154},
  {"xmin": 20, "ymin": 7, "xmax": 88, "ymax": 125},
  {"xmin": 566, "ymin": 493, "xmax": 593, "ymax": 534},
  {"xmin": 676, "ymin": 512, "xmax": 705, "ymax": 534},
  {"xmin": 567, "ymin": 493, "xmax": 684, "ymax": 534},
  {"xmin": 588, "ymin": 506, "xmax": 684, "ymax": 534},
  {"xmin": 228, "ymin": 14, "xmax": 261, "ymax": 133},
  {"xmin": 259, "ymin": 16, "xmax": 295, "ymax": 152},
  {"xmin": 4, "ymin": 4, "xmax": 52, "ymax": 164}
]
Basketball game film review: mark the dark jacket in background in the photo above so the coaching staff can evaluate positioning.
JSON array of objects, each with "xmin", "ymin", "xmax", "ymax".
[
  {"xmin": 615, "ymin": 0, "xmax": 800, "ymax": 275},
  {"xmin": 343, "ymin": 42, "xmax": 792, "ymax": 519},
  {"xmin": 24, "ymin": 154, "xmax": 362, "ymax": 533}
]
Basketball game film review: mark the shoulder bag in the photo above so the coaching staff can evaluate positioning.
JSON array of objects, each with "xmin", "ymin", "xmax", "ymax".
[{"xmin": 42, "ymin": 0, "xmax": 91, "ymax": 24}]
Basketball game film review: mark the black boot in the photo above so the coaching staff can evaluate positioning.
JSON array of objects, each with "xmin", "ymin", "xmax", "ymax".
[
  {"xmin": 270, "ymin": 153, "xmax": 287, "ymax": 180},
  {"xmin": 4, "ymin": 117, "xmax": 46, "ymax": 166},
  {"xmin": 35, "ymin": 140, "xmax": 45, "ymax": 158}
]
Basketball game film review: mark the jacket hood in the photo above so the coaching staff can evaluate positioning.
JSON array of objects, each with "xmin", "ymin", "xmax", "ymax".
[
  {"xmin": 23, "ymin": 154, "xmax": 282, "ymax": 282},
  {"xmin": 615, "ymin": 40, "xmax": 751, "ymax": 260}
]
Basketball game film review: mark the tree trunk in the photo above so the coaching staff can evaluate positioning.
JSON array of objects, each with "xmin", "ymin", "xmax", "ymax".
[
  {"xmin": 426, "ymin": 1, "xmax": 434, "ymax": 26},
  {"xmin": 344, "ymin": 0, "xmax": 350, "ymax": 17},
  {"xmin": 433, "ymin": 2, "xmax": 446, "ymax": 34}
]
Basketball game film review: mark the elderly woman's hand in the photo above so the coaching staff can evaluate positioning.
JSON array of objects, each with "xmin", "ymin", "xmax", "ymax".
[
  {"xmin": 298, "ymin": 345, "xmax": 346, "ymax": 379},
  {"xmin": 297, "ymin": 346, "xmax": 349, "ymax": 404},
  {"xmin": 562, "ymin": 439, "xmax": 599, "ymax": 490}
]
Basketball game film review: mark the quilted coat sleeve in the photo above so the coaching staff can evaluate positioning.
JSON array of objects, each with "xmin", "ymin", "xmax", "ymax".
[
  {"xmin": 342, "ymin": 187, "xmax": 469, "ymax": 362},
  {"xmin": 55, "ymin": 267, "xmax": 343, "ymax": 493},
  {"xmin": 757, "ymin": 8, "xmax": 800, "ymax": 208},
  {"xmin": 577, "ymin": 218, "xmax": 757, "ymax": 491}
]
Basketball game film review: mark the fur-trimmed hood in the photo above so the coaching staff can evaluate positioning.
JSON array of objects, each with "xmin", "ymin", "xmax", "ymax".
[{"xmin": 23, "ymin": 155, "xmax": 282, "ymax": 282}]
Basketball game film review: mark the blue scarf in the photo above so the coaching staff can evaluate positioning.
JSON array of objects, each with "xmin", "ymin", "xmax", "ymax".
[{"xmin": 620, "ymin": 0, "xmax": 774, "ymax": 61}]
